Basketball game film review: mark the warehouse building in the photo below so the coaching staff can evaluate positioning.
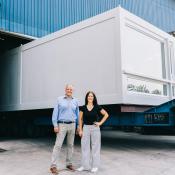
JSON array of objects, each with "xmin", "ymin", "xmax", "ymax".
[
  {"xmin": 0, "ymin": 1, "xmax": 175, "ymax": 137},
  {"xmin": 0, "ymin": 0, "xmax": 175, "ymax": 54}
]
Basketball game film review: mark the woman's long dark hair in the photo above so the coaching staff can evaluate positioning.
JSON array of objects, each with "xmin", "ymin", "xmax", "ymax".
[{"xmin": 85, "ymin": 91, "xmax": 98, "ymax": 106}]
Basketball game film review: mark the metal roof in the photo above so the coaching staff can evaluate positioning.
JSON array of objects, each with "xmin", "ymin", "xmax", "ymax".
[
  {"xmin": 0, "ymin": 29, "xmax": 34, "ymax": 53},
  {"xmin": 0, "ymin": 0, "xmax": 175, "ymax": 37}
]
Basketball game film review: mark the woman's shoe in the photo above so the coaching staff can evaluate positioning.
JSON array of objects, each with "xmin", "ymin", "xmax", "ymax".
[
  {"xmin": 76, "ymin": 166, "xmax": 85, "ymax": 171},
  {"xmin": 91, "ymin": 167, "xmax": 98, "ymax": 173},
  {"xmin": 66, "ymin": 165, "xmax": 75, "ymax": 171}
]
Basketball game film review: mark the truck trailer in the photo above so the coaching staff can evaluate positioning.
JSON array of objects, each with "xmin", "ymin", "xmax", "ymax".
[{"xmin": 0, "ymin": 7, "xmax": 175, "ymax": 136}]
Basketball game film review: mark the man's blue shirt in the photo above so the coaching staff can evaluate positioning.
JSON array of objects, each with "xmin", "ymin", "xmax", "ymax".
[{"xmin": 52, "ymin": 96, "xmax": 79, "ymax": 127}]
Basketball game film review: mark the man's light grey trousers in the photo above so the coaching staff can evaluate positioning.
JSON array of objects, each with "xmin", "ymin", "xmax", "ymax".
[{"xmin": 51, "ymin": 123, "xmax": 75, "ymax": 167}]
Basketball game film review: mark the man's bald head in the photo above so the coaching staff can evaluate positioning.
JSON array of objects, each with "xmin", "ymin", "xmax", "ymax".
[{"xmin": 65, "ymin": 84, "xmax": 74, "ymax": 97}]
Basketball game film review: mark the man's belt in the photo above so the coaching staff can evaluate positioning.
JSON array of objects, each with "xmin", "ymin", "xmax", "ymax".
[{"xmin": 58, "ymin": 121, "xmax": 75, "ymax": 124}]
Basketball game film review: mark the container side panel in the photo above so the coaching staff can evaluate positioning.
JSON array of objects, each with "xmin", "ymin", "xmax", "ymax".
[{"xmin": 21, "ymin": 18, "xmax": 119, "ymax": 109}]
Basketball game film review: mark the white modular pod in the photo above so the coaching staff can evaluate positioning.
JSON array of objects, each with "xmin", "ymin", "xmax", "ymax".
[
  {"xmin": 0, "ymin": 7, "xmax": 175, "ymax": 111},
  {"xmin": 0, "ymin": 8, "xmax": 122, "ymax": 111},
  {"xmin": 119, "ymin": 8, "xmax": 175, "ymax": 105}
]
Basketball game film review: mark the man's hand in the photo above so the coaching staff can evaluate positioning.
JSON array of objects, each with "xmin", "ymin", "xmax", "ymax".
[{"xmin": 54, "ymin": 126, "xmax": 59, "ymax": 133}]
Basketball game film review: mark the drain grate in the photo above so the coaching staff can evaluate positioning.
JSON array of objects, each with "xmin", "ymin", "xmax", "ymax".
[{"xmin": 0, "ymin": 148, "xmax": 7, "ymax": 152}]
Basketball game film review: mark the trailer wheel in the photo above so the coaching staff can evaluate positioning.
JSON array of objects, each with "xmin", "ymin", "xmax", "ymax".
[
  {"xmin": 137, "ymin": 127, "xmax": 152, "ymax": 135},
  {"xmin": 122, "ymin": 126, "xmax": 133, "ymax": 132}
]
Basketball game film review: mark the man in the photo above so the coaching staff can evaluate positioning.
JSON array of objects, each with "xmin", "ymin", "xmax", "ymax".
[{"xmin": 50, "ymin": 84, "xmax": 79, "ymax": 174}]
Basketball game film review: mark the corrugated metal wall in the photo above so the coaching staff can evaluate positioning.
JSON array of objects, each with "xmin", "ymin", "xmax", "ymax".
[{"xmin": 0, "ymin": 0, "xmax": 175, "ymax": 37}]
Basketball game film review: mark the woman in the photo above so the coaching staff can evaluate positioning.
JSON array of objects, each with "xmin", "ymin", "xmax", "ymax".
[{"xmin": 77, "ymin": 91, "xmax": 109, "ymax": 173}]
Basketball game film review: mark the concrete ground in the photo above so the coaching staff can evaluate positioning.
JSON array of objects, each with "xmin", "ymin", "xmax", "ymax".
[{"xmin": 1, "ymin": 131, "xmax": 175, "ymax": 175}]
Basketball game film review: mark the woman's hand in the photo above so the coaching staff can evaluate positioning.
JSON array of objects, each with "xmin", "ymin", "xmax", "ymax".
[
  {"xmin": 94, "ymin": 122, "xmax": 101, "ymax": 127},
  {"xmin": 76, "ymin": 127, "xmax": 79, "ymax": 135},
  {"xmin": 79, "ymin": 130, "xmax": 83, "ymax": 138}
]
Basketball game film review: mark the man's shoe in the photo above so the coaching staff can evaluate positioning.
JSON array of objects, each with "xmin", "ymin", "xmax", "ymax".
[
  {"xmin": 77, "ymin": 166, "xmax": 85, "ymax": 172},
  {"xmin": 50, "ymin": 167, "xmax": 59, "ymax": 174},
  {"xmin": 91, "ymin": 167, "xmax": 98, "ymax": 173},
  {"xmin": 66, "ymin": 165, "xmax": 75, "ymax": 171}
]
